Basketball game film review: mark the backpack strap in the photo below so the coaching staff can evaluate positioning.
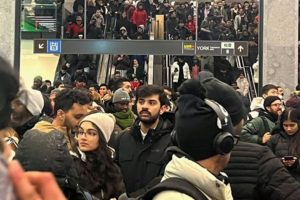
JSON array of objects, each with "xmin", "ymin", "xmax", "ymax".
[{"xmin": 141, "ymin": 177, "xmax": 208, "ymax": 200}]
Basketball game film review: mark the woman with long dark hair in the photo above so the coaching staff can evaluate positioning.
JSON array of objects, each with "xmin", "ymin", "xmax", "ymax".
[
  {"xmin": 268, "ymin": 107, "xmax": 300, "ymax": 182},
  {"xmin": 72, "ymin": 112, "xmax": 125, "ymax": 199}
]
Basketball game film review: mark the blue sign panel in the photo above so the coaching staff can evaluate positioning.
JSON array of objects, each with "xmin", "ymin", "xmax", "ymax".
[{"xmin": 47, "ymin": 40, "xmax": 61, "ymax": 53}]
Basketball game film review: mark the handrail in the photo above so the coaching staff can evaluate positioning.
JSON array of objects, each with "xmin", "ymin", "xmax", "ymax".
[{"xmin": 236, "ymin": 56, "xmax": 257, "ymax": 101}]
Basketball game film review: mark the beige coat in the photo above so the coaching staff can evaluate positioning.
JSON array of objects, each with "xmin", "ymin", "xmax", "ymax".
[{"xmin": 154, "ymin": 155, "xmax": 233, "ymax": 200}]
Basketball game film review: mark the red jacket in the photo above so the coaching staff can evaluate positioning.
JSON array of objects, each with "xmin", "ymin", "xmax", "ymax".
[
  {"xmin": 66, "ymin": 23, "xmax": 84, "ymax": 38},
  {"xmin": 132, "ymin": 9, "xmax": 148, "ymax": 26},
  {"xmin": 185, "ymin": 20, "xmax": 196, "ymax": 34}
]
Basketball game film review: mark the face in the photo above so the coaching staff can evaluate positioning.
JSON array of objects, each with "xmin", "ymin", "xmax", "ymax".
[
  {"xmin": 76, "ymin": 17, "xmax": 82, "ymax": 25},
  {"xmin": 266, "ymin": 100, "xmax": 282, "ymax": 116},
  {"xmin": 122, "ymin": 81, "xmax": 132, "ymax": 93},
  {"xmin": 96, "ymin": 10, "xmax": 101, "ymax": 16},
  {"xmin": 10, "ymin": 99, "xmax": 32, "ymax": 127},
  {"xmin": 278, "ymin": 87, "xmax": 284, "ymax": 96},
  {"xmin": 63, "ymin": 103, "xmax": 89, "ymax": 130},
  {"xmin": 77, "ymin": 121, "xmax": 100, "ymax": 152},
  {"xmin": 265, "ymin": 89, "xmax": 279, "ymax": 97},
  {"xmin": 89, "ymin": 87, "xmax": 96, "ymax": 95},
  {"xmin": 114, "ymin": 101, "xmax": 129, "ymax": 112},
  {"xmin": 283, "ymin": 120, "xmax": 299, "ymax": 136},
  {"xmin": 133, "ymin": 59, "xmax": 138, "ymax": 66},
  {"xmin": 137, "ymin": 94, "xmax": 162, "ymax": 125},
  {"xmin": 99, "ymin": 86, "xmax": 108, "ymax": 95}
]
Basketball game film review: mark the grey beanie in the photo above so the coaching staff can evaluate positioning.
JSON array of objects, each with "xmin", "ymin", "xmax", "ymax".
[{"xmin": 112, "ymin": 88, "xmax": 130, "ymax": 103}]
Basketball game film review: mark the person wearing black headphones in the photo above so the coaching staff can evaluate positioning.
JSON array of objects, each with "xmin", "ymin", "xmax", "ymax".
[{"xmin": 152, "ymin": 91, "xmax": 237, "ymax": 199}]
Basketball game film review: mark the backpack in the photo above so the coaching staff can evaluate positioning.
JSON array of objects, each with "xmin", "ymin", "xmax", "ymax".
[{"xmin": 137, "ymin": 177, "xmax": 208, "ymax": 200}]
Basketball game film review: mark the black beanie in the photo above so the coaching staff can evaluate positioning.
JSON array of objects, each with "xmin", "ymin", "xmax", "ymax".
[
  {"xmin": 175, "ymin": 94, "xmax": 221, "ymax": 161},
  {"xmin": 201, "ymin": 78, "xmax": 245, "ymax": 126},
  {"xmin": 263, "ymin": 96, "xmax": 281, "ymax": 110}
]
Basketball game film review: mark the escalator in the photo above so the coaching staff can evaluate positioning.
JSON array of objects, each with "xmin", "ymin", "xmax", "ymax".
[{"xmin": 236, "ymin": 56, "xmax": 257, "ymax": 102}]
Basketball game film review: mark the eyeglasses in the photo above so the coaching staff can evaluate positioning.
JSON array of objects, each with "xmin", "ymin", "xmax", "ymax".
[
  {"xmin": 233, "ymin": 135, "xmax": 240, "ymax": 145},
  {"xmin": 75, "ymin": 129, "xmax": 98, "ymax": 138}
]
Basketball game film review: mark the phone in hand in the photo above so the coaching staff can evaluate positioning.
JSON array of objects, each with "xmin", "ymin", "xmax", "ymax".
[{"xmin": 283, "ymin": 156, "xmax": 297, "ymax": 161}]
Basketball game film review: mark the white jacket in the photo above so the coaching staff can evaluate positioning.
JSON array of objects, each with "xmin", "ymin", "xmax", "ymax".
[
  {"xmin": 154, "ymin": 155, "xmax": 233, "ymax": 200},
  {"xmin": 171, "ymin": 62, "xmax": 191, "ymax": 83}
]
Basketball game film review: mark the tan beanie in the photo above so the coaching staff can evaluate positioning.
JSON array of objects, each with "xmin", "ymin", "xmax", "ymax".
[{"xmin": 80, "ymin": 113, "xmax": 116, "ymax": 143}]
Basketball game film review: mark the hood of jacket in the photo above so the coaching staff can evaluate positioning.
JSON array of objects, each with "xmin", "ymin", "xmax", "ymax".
[
  {"xmin": 31, "ymin": 120, "xmax": 67, "ymax": 134},
  {"xmin": 161, "ymin": 155, "xmax": 233, "ymax": 200}
]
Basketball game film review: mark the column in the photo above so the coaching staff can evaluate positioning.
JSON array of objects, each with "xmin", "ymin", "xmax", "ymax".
[
  {"xmin": 0, "ymin": 0, "xmax": 17, "ymax": 69},
  {"xmin": 262, "ymin": 0, "xmax": 298, "ymax": 96}
]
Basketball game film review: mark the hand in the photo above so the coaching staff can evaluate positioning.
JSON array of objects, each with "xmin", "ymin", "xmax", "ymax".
[
  {"xmin": 262, "ymin": 132, "xmax": 271, "ymax": 144},
  {"xmin": 8, "ymin": 160, "xmax": 66, "ymax": 200}
]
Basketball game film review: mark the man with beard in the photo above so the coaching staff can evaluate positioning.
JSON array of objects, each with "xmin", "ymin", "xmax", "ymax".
[
  {"xmin": 115, "ymin": 85, "xmax": 174, "ymax": 197},
  {"xmin": 241, "ymin": 96, "xmax": 282, "ymax": 145}
]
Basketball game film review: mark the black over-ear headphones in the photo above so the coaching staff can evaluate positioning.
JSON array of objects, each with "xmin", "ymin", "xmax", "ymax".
[{"xmin": 170, "ymin": 98, "xmax": 235, "ymax": 155}]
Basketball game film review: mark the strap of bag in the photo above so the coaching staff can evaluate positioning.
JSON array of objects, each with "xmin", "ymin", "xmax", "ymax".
[{"xmin": 141, "ymin": 177, "xmax": 208, "ymax": 200}]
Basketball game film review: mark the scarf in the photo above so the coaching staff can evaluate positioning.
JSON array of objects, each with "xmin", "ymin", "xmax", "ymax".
[{"xmin": 113, "ymin": 110, "xmax": 135, "ymax": 129}]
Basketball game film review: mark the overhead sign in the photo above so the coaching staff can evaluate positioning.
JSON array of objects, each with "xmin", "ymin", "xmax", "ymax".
[
  {"xmin": 47, "ymin": 40, "xmax": 61, "ymax": 53},
  {"xmin": 182, "ymin": 41, "xmax": 195, "ymax": 54},
  {"xmin": 33, "ymin": 40, "xmax": 248, "ymax": 56},
  {"xmin": 34, "ymin": 39, "xmax": 47, "ymax": 53},
  {"xmin": 196, "ymin": 41, "xmax": 221, "ymax": 56},
  {"xmin": 234, "ymin": 41, "xmax": 248, "ymax": 56}
]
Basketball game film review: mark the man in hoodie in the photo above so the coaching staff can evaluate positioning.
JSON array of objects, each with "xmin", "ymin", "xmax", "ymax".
[
  {"xmin": 179, "ymin": 78, "xmax": 300, "ymax": 200},
  {"xmin": 154, "ymin": 81, "xmax": 236, "ymax": 200},
  {"xmin": 0, "ymin": 56, "xmax": 66, "ymax": 200}
]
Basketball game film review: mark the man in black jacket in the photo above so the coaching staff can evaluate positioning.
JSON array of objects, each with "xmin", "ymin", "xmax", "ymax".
[
  {"xmin": 115, "ymin": 85, "xmax": 173, "ymax": 197},
  {"xmin": 180, "ymin": 78, "xmax": 300, "ymax": 200}
]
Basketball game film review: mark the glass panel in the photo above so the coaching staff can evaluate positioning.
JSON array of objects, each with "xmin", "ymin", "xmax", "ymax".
[{"xmin": 21, "ymin": 2, "xmax": 58, "ymax": 36}]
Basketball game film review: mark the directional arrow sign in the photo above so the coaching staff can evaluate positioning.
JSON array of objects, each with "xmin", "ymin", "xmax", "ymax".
[
  {"xmin": 237, "ymin": 45, "xmax": 244, "ymax": 52},
  {"xmin": 234, "ymin": 42, "xmax": 248, "ymax": 56},
  {"xmin": 38, "ymin": 43, "xmax": 44, "ymax": 49},
  {"xmin": 34, "ymin": 40, "xmax": 47, "ymax": 53}
]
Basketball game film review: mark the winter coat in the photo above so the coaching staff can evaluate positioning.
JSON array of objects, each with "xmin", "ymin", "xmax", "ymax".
[
  {"xmin": 225, "ymin": 141, "xmax": 300, "ymax": 200},
  {"xmin": 154, "ymin": 155, "xmax": 233, "ymax": 200},
  {"xmin": 268, "ymin": 132, "xmax": 300, "ymax": 182},
  {"xmin": 132, "ymin": 8, "xmax": 148, "ymax": 26},
  {"xmin": 171, "ymin": 61, "xmax": 191, "ymax": 83},
  {"xmin": 14, "ymin": 121, "xmax": 75, "ymax": 187},
  {"xmin": 113, "ymin": 55, "xmax": 131, "ymax": 70},
  {"xmin": 166, "ymin": 17, "xmax": 179, "ymax": 35},
  {"xmin": 240, "ymin": 116, "xmax": 276, "ymax": 145},
  {"xmin": 126, "ymin": 66, "xmax": 146, "ymax": 81},
  {"xmin": 115, "ymin": 117, "xmax": 174, "ymax": 197},
  {"xmin": 54, "ymin": 71, "xmax": 72, "ymax": 85}
]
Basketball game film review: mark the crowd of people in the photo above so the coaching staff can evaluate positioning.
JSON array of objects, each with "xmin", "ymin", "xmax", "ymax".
[
  {"xmin": 2, "ymin": 45, "xmax": 300, "ymax": 200},
  {"xmin": 59, "ymin": 0, "xmax": 259, "ymax": 93}
]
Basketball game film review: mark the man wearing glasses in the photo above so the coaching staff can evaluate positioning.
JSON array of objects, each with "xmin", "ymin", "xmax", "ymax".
[{"xmin": 240, "ymin": 96, "xmax": 282, "ymax": 145}]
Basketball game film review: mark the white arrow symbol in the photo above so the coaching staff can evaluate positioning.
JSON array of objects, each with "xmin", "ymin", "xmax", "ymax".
[
  {"xmin": 38, "ymin": 43, "xmax": 44, "ymax": 49},
  {"xmin": 237, "ymin": 45, "xmax": 244, "ymax": 52}
]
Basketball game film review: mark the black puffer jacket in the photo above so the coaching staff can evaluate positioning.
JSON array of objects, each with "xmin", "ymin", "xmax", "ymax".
[
  {"xmin": 115, "ymin": 116, "xmax": 174, "ymax": 197},
  {"xmin": 14, "ymin": 127, "xmax": 86, "ymax": 200},
  {"xmin": 267, "ymin": 132, "xmax": 300, "ymax": 182},
  {"xmin": 225, "ymin": 141, "xmax": 300, "ymax": 200}
]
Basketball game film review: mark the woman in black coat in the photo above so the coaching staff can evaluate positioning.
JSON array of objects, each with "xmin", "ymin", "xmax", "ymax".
[
  {"xmin": 72, "ymin": 112, "xmax": 125, "ymax": 200},
  {"xmin": 268, "ymin": 107, "xmax": 300, "ymax": 182}
]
